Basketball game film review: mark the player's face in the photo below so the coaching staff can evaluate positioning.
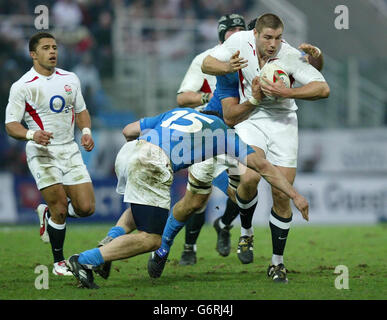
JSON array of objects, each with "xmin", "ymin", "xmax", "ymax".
[
  {"xmin": 31, "ymin": 38, "xmax": 58, "ymax": 70},
  {"xmin": 224, "ymin": 26, "xmax": 245, "ymax": 42},
  {"xmin": 255, "ymin": 27, "xmax": 283, "ymax": 58}
]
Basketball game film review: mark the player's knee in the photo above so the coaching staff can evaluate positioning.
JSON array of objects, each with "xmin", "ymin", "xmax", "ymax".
[
  {"xmin": 179, "ymin": 192, "xmax": 208, "ymax": 216},
  {"xmin": 241, "ymin": 170, "xmax": 261, "ymax": 188},
  {"xmin": 272, "ymin": 190, "xmax": 292, "ymax": 217},
  {"xmin": 48, "ymin": 204, "xmax": 67, "ymax": 224},
  {"xmin": 190, "ymin": 198, "xmax": 207, "ymax": 214},
  {"xmin": 74, "ymin": 200, "xmax": 95, "ymax": 217},
  {"xmin": 143, "ymin": 233, "xmax": 162, "ymax": 251}
]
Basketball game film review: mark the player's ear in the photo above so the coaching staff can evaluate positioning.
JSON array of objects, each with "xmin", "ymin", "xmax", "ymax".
[{"xmin": 30, "ymin": 51, "xmax": 36, "ymax": 60}]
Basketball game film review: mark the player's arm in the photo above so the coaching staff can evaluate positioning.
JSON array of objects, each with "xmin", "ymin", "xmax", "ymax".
[
  {"xmin": 177, "ymin": 53, "xmax": 213, "ymax": 108},
  {"xmin": 5, "ymin": 121, "xmax": 53, "ymax": 146},
  {"xmin": 202, "ymin": 32, "xmax": 247, "ymax": 75},
  {"xmin": 222, "ymin": 77, "xmax": 262, "ymax": 127},
  {"xmin": 202, "ymin": 51, "xmax": 248, "ymax": 75},
  {"xmin": 5, "ymin": 83, "xmax": 52, "ymax": 146},
  {"xmin": 245, "ymin": 150, "xmax": 309, "ymax": 221},
  {"xmin": 122, "ymin": 121, "xmax": 140, "ymax": 141},
  {"xmin": 176, "ymin": 91, "xmax": 213, "ymax": 108},
  {"xmin": 261, "ymin": 77, "xmax": 330, "ymax": 101},
  {"xmin": 299, "ymin": 43, "xmax": 324, "ymax": 71},
  {"xmin": 260, "ymin": 50, "xmax": 330, "ymax": 101},
  {"xmin": 75, "ymin": 109, "xmax": 94, "ymax": 152},
  {"xmin": 222, "ymin": 98, "xmax": 255, "ymax": 127}
]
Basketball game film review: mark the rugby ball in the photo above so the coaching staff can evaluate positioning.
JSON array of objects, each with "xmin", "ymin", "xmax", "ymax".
[{"xmin": 259, "ymin": 63, "xmax": 290, "ymax": 101}]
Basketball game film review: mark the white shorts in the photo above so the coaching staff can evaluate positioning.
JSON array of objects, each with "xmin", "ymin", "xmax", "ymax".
[
  {"xmin": 115, "ymin": 140, "xmax": 173, "ymax": 210},
  {"xmin": 188, "ymin": 155, "xmax": 242, "ymax": 194},
  {"xmin": 234, "ymin": 109, "xmax": 298, "ymax": 168},
  {"xmin": 26, "ymin": 140, "xmax": 92, "ymax": 190}
]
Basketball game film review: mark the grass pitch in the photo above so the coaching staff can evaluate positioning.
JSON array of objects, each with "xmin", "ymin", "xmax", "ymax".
[{"xmin": 0, "ymin": 223, "xmax": 386, "ymax": 300}]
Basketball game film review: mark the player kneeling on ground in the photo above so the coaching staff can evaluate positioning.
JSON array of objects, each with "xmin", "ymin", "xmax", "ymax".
[{"xmin": 66, "ymin": 107, "xmax": 308, "ymax": 289}]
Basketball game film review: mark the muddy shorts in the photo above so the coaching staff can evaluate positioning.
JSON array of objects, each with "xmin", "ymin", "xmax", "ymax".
[{"xmin": 115, "ymin": 140, "xmax": 173, "ymax": 210}]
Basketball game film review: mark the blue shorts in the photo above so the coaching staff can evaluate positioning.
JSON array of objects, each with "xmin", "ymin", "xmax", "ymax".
[{"xmin": 130, "ymin": 203, "xmax": 169, "ymax": 235}]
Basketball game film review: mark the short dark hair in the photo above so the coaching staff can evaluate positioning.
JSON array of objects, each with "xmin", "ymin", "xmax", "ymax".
[
  {"xmin": 29, "ymin": 32, "xmax": 56, "ymax": 52},
  {"xmin": 255, "ymin": 13, "xmax": 284, "ymax": 33}
]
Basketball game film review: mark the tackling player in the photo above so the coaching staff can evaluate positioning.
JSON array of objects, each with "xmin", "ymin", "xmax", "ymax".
[
  {"xmin": 5, "ymin": 32, "xmax": 96, "ymax": 276},
  {"xmin": 66, "ymin": 107, "xmax": 309, "ymax": 289},
  {"xmin": 176, "ymin": 14, "xmax": 246, "ymax": 266}
]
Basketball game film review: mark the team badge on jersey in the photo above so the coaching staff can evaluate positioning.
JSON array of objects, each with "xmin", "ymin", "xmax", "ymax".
[{"xmin": 64, "ymin": 85, "xmax": 72, "ymax": 95}]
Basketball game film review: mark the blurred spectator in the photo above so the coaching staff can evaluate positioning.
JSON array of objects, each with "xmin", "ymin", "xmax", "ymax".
[
  {"xmin": 0, "ymin": 0, "xmax": 257, "ymax": 175},
  {"xmin": 72, "ymin": 52, "xmax": 103, "ymax": 117},
  {"xmin": 52, "ymin": 0, "xmax": 83, "ymax": 30},
  {"xmin": 91, "ymin": 10, "xmax": 113, "ymax": 77}
]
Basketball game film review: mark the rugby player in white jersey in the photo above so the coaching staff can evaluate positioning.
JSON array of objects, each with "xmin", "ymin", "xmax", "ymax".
[
  {"xmin": 5, "ymin": 32, "xmax": 96, "ymax": 276},
  {"xmin": 202, "ymin": 13, "xmax": 330, "ymax": 283},
  {"xmin": 176, "ymin": 14, "xmax": 246, "ymax": 266}
]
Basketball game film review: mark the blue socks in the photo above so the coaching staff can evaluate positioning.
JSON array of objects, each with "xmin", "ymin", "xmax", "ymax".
[
  {"xmin": 78, "ymin": 248, "xmax": 104, "ymax": 267},
  {"xmin": 107, "ymin": 226, "xmax": 125, "ymax": 238},
  {"xmin": 78, "ymin": 226, "xmax": 125, "ymax": 267},
  {"xmin": 157, "ymin": 211, "xmax": 185, "ymax": 257}
]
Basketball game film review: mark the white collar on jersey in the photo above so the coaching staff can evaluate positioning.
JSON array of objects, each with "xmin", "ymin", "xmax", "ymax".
[{"xmin": 31, "ymin": 66, "xmax": 56, "ymax": 80}]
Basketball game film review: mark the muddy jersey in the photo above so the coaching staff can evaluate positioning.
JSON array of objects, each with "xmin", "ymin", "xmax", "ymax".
[
  {"xmin": 5, "ymin": 67, "xmax": 86, "ymax": 145},
  {"xmin": 139, "ymin": 107, "xmax": 254, "ymax": 172}
]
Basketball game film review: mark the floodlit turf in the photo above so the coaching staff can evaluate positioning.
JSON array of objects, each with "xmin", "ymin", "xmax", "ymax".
[{"xmin": 0, "ymin": 223, "xmax": 386, "ymax": 300}]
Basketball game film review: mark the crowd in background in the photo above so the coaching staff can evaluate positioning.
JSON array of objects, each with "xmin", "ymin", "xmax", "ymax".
[
  {"xmin": 0, "ymin": 0, "xmax": 254, "ymax": 175},
  {"xmin": 2, "ymin": 0, "xmax": 385, "ymax": 177}
]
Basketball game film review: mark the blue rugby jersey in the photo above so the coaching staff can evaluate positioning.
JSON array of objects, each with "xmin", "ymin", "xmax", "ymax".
[
  {"xmin": 203, "ymin": 72, "xmax": 240, "ymax": 118},
  {"xmin": 139, "ymin": 107, "xmax": 254, "ymax": 172}
]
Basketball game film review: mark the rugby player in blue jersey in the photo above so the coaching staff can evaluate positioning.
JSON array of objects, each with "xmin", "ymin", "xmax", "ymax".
[{"xmin": 66, "ymin": 107, "xmax": 308, "ymax": 288}]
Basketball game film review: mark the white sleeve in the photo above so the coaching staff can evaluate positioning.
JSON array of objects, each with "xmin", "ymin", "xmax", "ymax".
[
  {"xmin": 73, "ymin": 73, "xmax": 87, "ymax": 113},
  {"xmin": 177, "ymin": 54, "xmax": 205, "ymax": 93},
  {"xmin": 5, "ymin": 83, "xmax": 25, "ymax": 124},
  {"xmin": 285, "ymin": 51, "xmax": 326, "ymax": 85},
  {"xmin": 210, "ymin": 33, "xmax": 241, "ymax": 62}
]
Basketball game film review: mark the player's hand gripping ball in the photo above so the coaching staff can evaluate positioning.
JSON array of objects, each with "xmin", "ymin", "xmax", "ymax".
[{"xmin": 259, "ymin": 63, "xmax": 290, "ymax": 101}]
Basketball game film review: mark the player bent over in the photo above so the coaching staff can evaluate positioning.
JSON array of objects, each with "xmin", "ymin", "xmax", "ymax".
[
  {"xmin": 66, "ymin": 107, "xmax": 308, "ymax": 289},
  {"xmin": 5, "ymin": 32, "xmax": 95, "ymax": 276},
  {"xmin": 176, "ymin": 14, "xmax": 247, "ymax": 265}
]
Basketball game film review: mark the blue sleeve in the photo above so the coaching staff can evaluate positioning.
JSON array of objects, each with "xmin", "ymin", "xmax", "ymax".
[
  {"xmin": 139, "ymin": 113, "xmax": 164, "ymax": 132},
  {"xmin": 216, "ymin": 73, "xmax": 240, "ymax": 101}
]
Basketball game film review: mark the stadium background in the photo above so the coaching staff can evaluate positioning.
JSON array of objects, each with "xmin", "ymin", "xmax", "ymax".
[{"xmin": 0, "ymin": 0, "xmax": 386, "ymax": 228}]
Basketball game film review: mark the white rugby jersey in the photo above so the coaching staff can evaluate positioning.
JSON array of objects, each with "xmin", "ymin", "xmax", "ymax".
[
  {"xmin": 177, "ymin": 46, "xmax": 217, "ymax": 96},
  {"xmin": 210, "ymin": 30, "xmax": 326, "ymax": 112},
  {"xmin": 5, "ymin": 67, "xmax": 86, "ymax": 145}
]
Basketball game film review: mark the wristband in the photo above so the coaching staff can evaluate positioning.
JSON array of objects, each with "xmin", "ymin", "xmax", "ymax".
[
  {"xmin": 201, "ymin": 93, "xmax": 211, "ymax": 105},
  {"xmin": 82, "ymin": 127, "xmax": 91, "ymax": 136},
  {"xmin": 249, "ymin": 96, "xmax": 259, "ymax": 106},
  {"xmin": 26, "ymin": 130, "xmax": 36, "ymax": 141}
]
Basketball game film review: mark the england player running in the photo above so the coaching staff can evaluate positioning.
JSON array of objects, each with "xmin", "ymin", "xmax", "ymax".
[
  {"xmin": 66, "ymin": 107, "xmax": 308, "ymax": 288},
  {"xmin": 202, "ymin": 13, "xmax": 329, "ymax": 283},
  {"xmin": 176, "ymin": 14, "xmax": 246, "ymax": 266},
  {"xmin": 5, "ymin": 32, "xmax": 95, "ymax": 276},
  {"xmin": 177, "ymin": 18, "xmax": 325, "ymax": 266}
]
